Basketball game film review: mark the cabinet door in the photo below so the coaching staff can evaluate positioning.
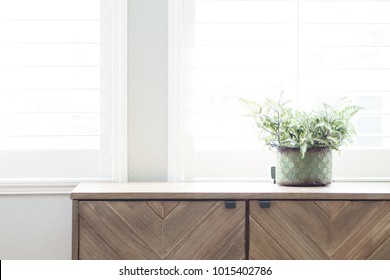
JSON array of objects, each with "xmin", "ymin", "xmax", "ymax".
[
  {"xmin": 78, "ymin": 200, "xmax": 245, "ymax": 260},
  {"xmin": 249, "ymin": 200, "xmax": 390, "ymax": 260}
]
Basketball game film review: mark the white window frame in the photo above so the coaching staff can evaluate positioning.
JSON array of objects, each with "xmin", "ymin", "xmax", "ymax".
[
  {"xmin": 0, "ymin": 0, "xmax": 128, "ymax": 193},
  {"xmin": 168, "ymin": 0, "xmax": 183, "ymax": 182},
  {"xmin": 110, "ymin": 0, "xmax": 128, "ymax": 184},
  {"xmin": 168, "ymin": 0, "xmax": 390, "ymax": 182}
]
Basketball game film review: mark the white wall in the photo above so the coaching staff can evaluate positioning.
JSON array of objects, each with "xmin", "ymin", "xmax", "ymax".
[
  {"xmin": 0, "ymin": 0, "xmax": 169, "ymax": 260},
  {"xmin": 0, "ymin": 195, "xmax": 72, "ymax": 259},
  {"xmin": 128, "ymin": 0, "xmax": 168, "ymax": 181}
]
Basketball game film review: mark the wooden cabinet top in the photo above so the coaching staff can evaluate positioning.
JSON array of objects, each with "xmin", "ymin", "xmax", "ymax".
[{"xmin": 71, "ymin": 182, "xmax": 390, "ymax": 200}]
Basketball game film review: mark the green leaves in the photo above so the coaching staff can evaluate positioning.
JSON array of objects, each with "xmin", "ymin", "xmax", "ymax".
[{"xmin": 240, "ymin": 97, "xmax": 363, "ymax": 158}]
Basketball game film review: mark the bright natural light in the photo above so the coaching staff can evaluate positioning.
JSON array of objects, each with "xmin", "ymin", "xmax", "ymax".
[
  {"xmin": 180, "ymin": 0, "xmax": 390, "ymax": 180},
  {"xmin": 0, "ymin": 0, "xmax": 117, "ymax": 180},
  {"xmin": 0, "ymin": 0, "xmax": 100, "ymax": 151}
]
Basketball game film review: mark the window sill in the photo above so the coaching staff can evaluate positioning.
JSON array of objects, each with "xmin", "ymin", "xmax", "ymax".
[
  {"xmin": 0, "ymin": 184, "xmax": 75, "ymax": 195},
  {"xmin": 0, "ymin": 179, "xmax": 115, "ymax": 195},
  {"xmin": 0, "ymin": 183, "xmax": 77, "ymax": 195}
]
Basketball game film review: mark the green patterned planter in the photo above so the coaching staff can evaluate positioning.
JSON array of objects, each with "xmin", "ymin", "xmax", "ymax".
[{"xmin": 276, "ymin": 147, "xmax": 332, "ymax": 186}]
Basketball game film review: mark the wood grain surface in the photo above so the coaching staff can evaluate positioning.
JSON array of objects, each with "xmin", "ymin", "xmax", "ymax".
[
  {"xmin": 72, "ymin": 200, "xmax": 79, "ymax": 260},
  {"xmin": 77, "ymin": 200, "xmax": 245, "ymax": 260},
  {"xmin": 249, "ymin": 200, "xmax": 390, "ymax": 260},
  {"xmin": 70, "ymin": 182, "xmax": 390, "ymax": 200}
]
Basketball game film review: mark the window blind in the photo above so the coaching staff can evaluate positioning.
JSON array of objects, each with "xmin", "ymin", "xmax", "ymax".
[
  {"xmin": 178, "ymin": 0, "xmax": 390, "ymax": 180},
  {"xmin": 299, "ymin": 0, "xmax": 390, "ymax": 148},
  {"xmin": 0, "ymin": 0, "xmax": 113, "ymax": 180}
]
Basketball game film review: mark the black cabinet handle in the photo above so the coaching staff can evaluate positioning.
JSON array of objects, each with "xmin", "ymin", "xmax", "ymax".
[
  {"xmin": 259, "ymin": 200, "xmax": 271, "ymax": 208},
  {"xmin": 224, "ymin": 200, "xmax": 236, "ymax": 209}
]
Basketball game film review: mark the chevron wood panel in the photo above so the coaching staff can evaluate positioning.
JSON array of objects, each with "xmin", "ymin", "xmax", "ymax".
[
  {"xmin": 250, "ymin": 201, "xmax": 329, "ymax": 259},
  {"xmin": 79, "ymin": 201, "xmax": 160, "ymax": 259},
  {"xmin": 79, "ymin": 218, "xmax": 121, "ymax": 260},
  {"xmin": 278, "ymin": 200, "xmax": 330, "ymax": 254},
  {"xmin": 315, "ymin": 201, "xmax": 349, "ymax": 218},
  {"xmin": 163, "ymin": 201, "xmax": 220, "ymax": 256},
  {"xmin": 78, "ymin": 200, "xmax": 245, "ymax": 260},
  {"xmin": 204, "ymin": 219, "xmax": 246, "ymax": 260},
  {"xmin": 146, "ymin": 201, "xmax": 181, "ymax": 219},
  {"xmin": 250, "ymin": 216, "xmax": 292, "ymax": 260},
  {"xmin": 165, "ymin": 201, "xmax": 245, "ymax": 259},
  {"xmin": 368, "ymin": 236, "xmax": 390, "ymax": 259},
  {"xmin": 249, "ymin": 200, "xmax": 390, "ymax": 260},
  {"xmin": 331, "ymin": 201, "xmax": 390, "ymax": 259}
]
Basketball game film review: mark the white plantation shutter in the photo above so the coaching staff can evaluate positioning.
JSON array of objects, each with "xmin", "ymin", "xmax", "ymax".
[
  {"xmin": 175, "ymin": 0, "xmax": 390, "ymax": 180},
  {"xmin": 0, "ymin": 0, "xmax": 118, "ymax": 180},
  {"xmin": 299, "ymin": 0, "xmax": 390, "ymax": 148}
]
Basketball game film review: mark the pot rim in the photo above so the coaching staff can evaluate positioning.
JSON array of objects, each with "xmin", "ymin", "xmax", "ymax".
[{"xmin": 277, "ymin": 146, "xmax": 331, "ymax": 153}]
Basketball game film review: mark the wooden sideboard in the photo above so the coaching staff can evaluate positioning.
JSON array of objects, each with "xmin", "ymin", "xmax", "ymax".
[{"xmin": 71, "ymin": 182, "xmax": 390, "ymax": 260}]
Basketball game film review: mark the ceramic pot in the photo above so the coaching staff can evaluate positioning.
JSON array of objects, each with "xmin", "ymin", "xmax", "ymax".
[{"xmin": 276, "ymin": 147, "xmax": 332, "ymax": 186}]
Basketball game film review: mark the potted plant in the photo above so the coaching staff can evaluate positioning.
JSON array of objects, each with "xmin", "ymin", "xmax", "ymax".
[{"xmin": 241, "ymin": 96, "xmax": 362, "ymax": 186}]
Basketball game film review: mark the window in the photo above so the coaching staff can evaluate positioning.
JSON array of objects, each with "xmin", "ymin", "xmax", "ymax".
[
  {"xmin": 169, "ymin": 0, "xmax": 390, "ymax": 181},
  {"xmin": 0, "ymin": 0, "xmax": 127, "ymax": 182}
]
